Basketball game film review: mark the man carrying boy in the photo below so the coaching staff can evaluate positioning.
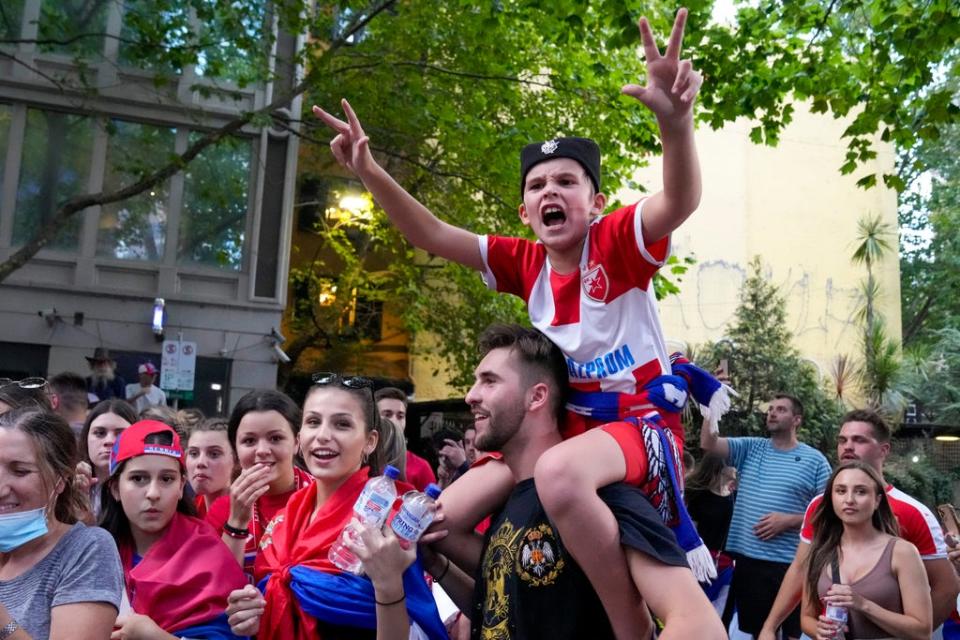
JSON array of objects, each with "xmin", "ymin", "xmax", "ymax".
[
  {"xmin": 432, "ymin": 324, "xmax": 726, "ymax": 639},
  {"xmin": 315, "ymin": 9, "xmax": 716, "ymax": 638}
]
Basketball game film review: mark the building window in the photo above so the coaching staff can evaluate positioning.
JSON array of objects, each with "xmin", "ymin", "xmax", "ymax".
[
  {"xmin": 1, "ymin": 0, "xmax": 24, "ymax": 41},
  {"xmin": 118, "ymin": 0, "xmax": 191, "ymax": 73},
  {"xmin": 178, "ymin": 133, "xmax": 251, "ymax": 270},
  {"xmin": 38, "ymin": 0, "xmax": 109, "ymax": 58},
  {"xmin": 193, "ymin": 0, "xmax": 268, "ymax": 87},
  {"xmin": 98, "ymin": 119, "xmax": 175, "ymax": 261},
  {"xmin": 14, "ymin": 108, "xmax": 93, "ymax": 250}
]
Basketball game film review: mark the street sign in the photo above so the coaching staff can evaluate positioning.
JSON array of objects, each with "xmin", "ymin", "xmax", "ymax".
[{"xmin": 160, "ymin": 340, "xmax": 197, "ymax": 391}]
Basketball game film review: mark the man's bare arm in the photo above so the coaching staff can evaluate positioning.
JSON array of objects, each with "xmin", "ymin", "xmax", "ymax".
[
  {"xmin": 699, "ymin": 416, "xmax": 730, "ymax": 459},
  {"xmin": 626, "ymin": 549, "xmax": 726, "ymax": 640},
  {"xmin": 925, "ymin": 556, "xmax": 960, "ymax": 628}
]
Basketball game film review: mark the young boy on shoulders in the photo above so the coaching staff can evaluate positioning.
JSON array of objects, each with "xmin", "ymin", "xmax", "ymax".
[{"xmin": 315, "ymin": 8, "xmax": 725, "ymax": 639}]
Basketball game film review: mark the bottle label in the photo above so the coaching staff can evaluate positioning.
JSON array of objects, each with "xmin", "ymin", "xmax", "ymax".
[
  {"xmin": 357, "ymin": 491, "xmax": 391, "ymax": 524},
  {"xmin": 825, "ymin": 604, "xmax": 848, "ymax": 624},
  {"xmin": 391, "ymin": 506, "xmax": 429, "ymax": 541}
]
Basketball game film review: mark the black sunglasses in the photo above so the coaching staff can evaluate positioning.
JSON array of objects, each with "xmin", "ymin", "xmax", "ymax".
[
  {"xmin": 311, "ymin": 372, "xmax": 375, "ymax": 391},
  {"xmin": 0, "ymin": 377, "xmax": 48, "ymax": 390},
  {"xmin": 311, "ymin": 372, "xmax": 379, "ymax": 425}
]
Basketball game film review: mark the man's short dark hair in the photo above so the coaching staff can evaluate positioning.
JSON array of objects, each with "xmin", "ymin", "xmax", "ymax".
[
  {"xmin": 49, "ymin": 372, "xmax": 89, "ymax": 412},
  {"xmin": 841, "ymin": 408, "xmax": 891, "ymax": 444},
  {"xmin": 478, "ymin": 324, "xmax": 568, "ymax": 418},
  {"xmin": 374, "ymin": 387, "xmax": 407, "ymax": 407},
  {"xmin": 773, "ymin": 393, "xmax": 804, "ymax": 419}
]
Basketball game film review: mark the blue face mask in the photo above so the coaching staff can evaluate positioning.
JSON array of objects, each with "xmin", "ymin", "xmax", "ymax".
[{"xmin": 0, "ymin": 506, "xmax": 49, "ymax": 553}]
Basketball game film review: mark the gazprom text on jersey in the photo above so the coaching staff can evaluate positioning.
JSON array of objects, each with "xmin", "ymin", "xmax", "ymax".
[{"xmin": 567, "ymin": 344, "xmax": 635, "ymax": 380}]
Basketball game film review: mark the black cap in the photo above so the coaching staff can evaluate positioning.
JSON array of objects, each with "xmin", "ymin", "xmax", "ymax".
[{"xmin": 520, "ymin": 137, "xmax": 601, "ymax": 195}]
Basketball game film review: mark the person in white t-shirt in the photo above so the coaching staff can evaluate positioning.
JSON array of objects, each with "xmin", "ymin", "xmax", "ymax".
[{"xmin": 124, "ymin": 363, "xmax": 166, "ymax": 413}]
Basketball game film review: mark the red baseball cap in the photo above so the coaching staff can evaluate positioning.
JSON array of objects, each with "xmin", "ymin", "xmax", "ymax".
[
  {"xmin": 109, "ymin": 420, "xmax": 184, "ymax": 476},
  {"xmin": 138, "ymin": 362, "xmax": 158, "ymax": 375}
]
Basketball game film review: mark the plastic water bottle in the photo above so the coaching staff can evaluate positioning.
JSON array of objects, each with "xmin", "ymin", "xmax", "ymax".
[
  {"xmin": 825, "ymin": 603, "xmax": 847, "ymax": 640},
  {"xmin": 329, "ymin": 465, "xmax": 400, "ymax": 573},
  {"xmin": 391, "ymin": 483, "xmax": 442, "ymax": 543}
]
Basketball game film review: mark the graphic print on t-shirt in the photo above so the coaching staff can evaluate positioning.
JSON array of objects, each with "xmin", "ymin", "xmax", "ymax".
[
  {"xmin": 517, "ymin": 523, "xmax": 563, "ymax": 585},
  {"xmin": 582, "ymin": 264, "xmax": 609, "ymax": 302},
  {"xmin": 479, "ymin": 518, "xmax": 566, "ymax": 639}
]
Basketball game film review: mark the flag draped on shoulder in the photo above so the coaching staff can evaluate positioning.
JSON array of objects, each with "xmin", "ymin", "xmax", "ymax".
[
  {"xmin": 121, "ymin": 512, "xmax": 248, "ymax": 638},
  {"xmin": 255, "ymin": 467, "xmax": 448, "ymax": 640}
]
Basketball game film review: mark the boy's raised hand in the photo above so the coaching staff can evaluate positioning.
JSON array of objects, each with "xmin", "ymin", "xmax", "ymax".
[
  {"xmin": 312, "ymin": 99, "xmax": 376, "ymax": 176},
  {"xmin": 622, "ymin": 8, "xmax": 702, "ymax": 124}
]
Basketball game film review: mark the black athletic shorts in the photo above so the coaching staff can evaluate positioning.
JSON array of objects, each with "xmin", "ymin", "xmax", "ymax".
[{"xmin": 730, "ymin": 555, "xmax": 801, "ymax": 638}]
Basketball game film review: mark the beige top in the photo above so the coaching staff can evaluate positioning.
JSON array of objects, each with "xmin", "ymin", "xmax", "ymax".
[{"xmin": 818, "ymin": 538, "xmax": 903, "ymax": 639}]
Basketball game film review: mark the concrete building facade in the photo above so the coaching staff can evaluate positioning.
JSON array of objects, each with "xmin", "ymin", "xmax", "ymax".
[{"xmin": 0, "ymin": 0, "xmax": 303, "ymax": 414}]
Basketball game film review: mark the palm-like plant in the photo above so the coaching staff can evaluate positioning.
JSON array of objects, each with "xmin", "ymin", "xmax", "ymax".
[
  {"xmin": 850, "ymin": 215, "xmax": 906, "ymax": 417},
  {"xmin": 829, "ymin": 353, "xmax": 857, "ymax": 403},
  {"xmin": 852, "ymin": 214, "xmax": 895, "ymax": 356}
]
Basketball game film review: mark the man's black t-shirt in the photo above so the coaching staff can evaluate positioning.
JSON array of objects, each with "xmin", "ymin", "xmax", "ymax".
[{"xmin": 470, "ymin": 479, "xmax": 687, "ymax": 640}]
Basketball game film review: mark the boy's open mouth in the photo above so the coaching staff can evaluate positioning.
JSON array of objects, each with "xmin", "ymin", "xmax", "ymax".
[{"xmin": 542, "ymin": 206, "xmax": 566, "ymax": 227}]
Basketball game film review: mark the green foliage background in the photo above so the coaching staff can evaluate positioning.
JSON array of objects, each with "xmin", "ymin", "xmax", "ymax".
[{"xmin": 7, "ymin": 0, "xmax": 959, "ymax": 394}]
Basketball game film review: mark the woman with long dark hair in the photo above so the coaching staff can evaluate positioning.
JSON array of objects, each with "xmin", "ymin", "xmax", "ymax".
[
  {"xmin": 205, "ymin": 390, "xmax": 312, "ymax": 575},
  {"xmin": 225, "ymin": 374, "xmax": 446, "ymax": 640},
  {"xmin": 77, "ymin": 399, "xmax": 137, "ymax": 520},
  {"xmin": 802, "ymin": 461, "xmax": 931, "ymax": 640},
  {"xmin": 684, "ymin": 453, "xmax": 736, "ymax": 616},
  {"xmin": 101, "ymin": 419, "xmax": 248, "ymax": 639},
  {"xmin": 0, "ymin": 408, "xmax": 122, "ymax": 639}
]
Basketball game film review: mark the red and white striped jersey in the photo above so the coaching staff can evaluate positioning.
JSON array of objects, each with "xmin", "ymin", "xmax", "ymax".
[
  {"xmin": 800, "ymin": 485, "xmax": 948, "ymax": 559},
  {"xmin": 479, "ymin": 200, "xmax": 671, "ymax": 395}
]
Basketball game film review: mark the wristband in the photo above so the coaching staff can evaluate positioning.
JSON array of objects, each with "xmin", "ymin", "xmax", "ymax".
[
  {"xmin": 375, "ymin": 591, "xmax": 405, "ymax": 606},
  {"xmin": 432, "ymin": 556, "xmax": 450, "ymax": 582},
  {"xmin": 0, "ymin": 620, "xmax": 19, "ymax": 640},
  {"xmin": 223, "ymin": 522, "xmax": 250, "ymax": 539}
]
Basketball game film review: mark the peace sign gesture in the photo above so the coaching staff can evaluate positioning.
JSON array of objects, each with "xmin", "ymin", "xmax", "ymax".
[
  {"xmin": 312, "ymin": 99, "xmax": 376, "ymax": 177},
  {"xmin": 622, "ymin": 8, "xmax": 703, "ymax": 124}
]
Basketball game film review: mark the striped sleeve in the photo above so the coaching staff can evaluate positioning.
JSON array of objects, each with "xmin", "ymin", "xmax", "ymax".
[
  {"xmin": 888, "ymin": 487, "xmax": 948, "ymax": 559},
  {"xmin": 799, "ymin": 494, "xmax": 825, "ymax": 544},
  {"xmin": 478, "ymin": 234, "xmax": 545, "ymax": 300}
]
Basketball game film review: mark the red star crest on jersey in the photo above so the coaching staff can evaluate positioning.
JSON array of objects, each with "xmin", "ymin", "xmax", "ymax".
[{"xmin": 582, "ymin": 264, "xmax": 609, "ymax": 302}]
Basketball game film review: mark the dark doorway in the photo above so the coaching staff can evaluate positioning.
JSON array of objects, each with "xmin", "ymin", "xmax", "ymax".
[{"xmin": 0, "ymin": 342, "xmax": 50, "ymax": 379}]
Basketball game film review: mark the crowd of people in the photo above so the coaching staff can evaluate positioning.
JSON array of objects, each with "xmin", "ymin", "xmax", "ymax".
[
  {"xmin": 2, "ymin": 6, "xmax": 960, "ymax": 640},
  {"xmin": 4, "ymin": 336, "xmax": 959, "ymax": 640}
]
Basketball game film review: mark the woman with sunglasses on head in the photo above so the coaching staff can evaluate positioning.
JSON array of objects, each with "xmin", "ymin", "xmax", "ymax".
[
  {"xmin": 0, "ymin": 408, "xmax": 123, "ymax": 640},
  {"xmin": 187, "ymin": 418, "xmax": 239, "ymax": 518},
  {"xmin": 225, "ymin": 373, "xmax": 447, "ymax": 640},
  {"xmin": 101, "ymin": 419, "xmax": 248, "ymax": 640},
  {"xmin": 76, "ymin": 399, "xmax": 138, "ymax": 522},
  {"xmin": 802, "ymin": 461, "xmax": 931, "ymax": 640},
  {"xmin": 205, "ymin": 390, "xmax": 312, "ymax": 575},
  {"xmin": 0, "ymin": 378, "xmax": 52, "ymax": 415}
]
